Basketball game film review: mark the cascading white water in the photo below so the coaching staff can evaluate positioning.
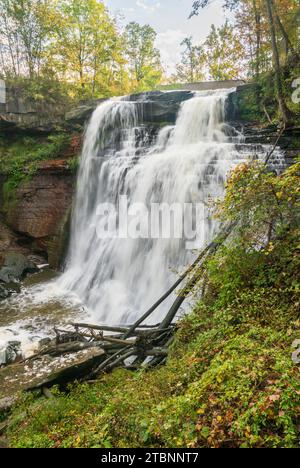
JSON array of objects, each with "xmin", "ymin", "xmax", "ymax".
[
  {"xmin": 57, "ymin": 89, "xmax": 247, "ymax": 324},
  {"xmin": 0, "ymin": 88, "xmax": 286, "ymax": 351}
]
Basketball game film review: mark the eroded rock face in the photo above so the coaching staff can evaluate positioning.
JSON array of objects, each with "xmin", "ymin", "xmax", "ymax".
[
  {"xmin": 4, "ymin": 161, "xmax": 75, "ymax": 269},
  {"xmin": 65, "ymin": 91, "xmax": 194, "ymax": 128},
  {"xmin": 0, "ymin": 86, "xmax": 66, "ymax": 134}
]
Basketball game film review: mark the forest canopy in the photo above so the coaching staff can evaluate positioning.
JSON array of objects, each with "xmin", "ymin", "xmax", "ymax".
[
  {"xmin": 0, "ymin": 0, "xmax": 299, "ymax": 122},
  {"xmin": 0, "ymin": 0, "xmax": 163, "ymax": 99}
]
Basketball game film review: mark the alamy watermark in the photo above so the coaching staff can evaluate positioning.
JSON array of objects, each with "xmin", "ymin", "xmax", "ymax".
[
  {"xmin": 0, "ymin": 79, "xmax": 6, "ymax": 104},
  {"xmin": 291, "ymin": 78, "xmax": 300, "ymax": 104},
  {"xmin": 95, "ymin": 196, "xmax": 209, "ymax": 250}
]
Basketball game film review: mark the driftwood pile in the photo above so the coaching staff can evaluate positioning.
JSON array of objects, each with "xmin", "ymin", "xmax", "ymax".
[{"xmin": 52, "ymin": 321, "xmax": 175, "ymax": 378}]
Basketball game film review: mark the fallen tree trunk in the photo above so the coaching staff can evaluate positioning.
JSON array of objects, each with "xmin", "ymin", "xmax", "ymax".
[{"xmin": 123, "ymin": 240, "xmax": 222, "ymax": 339}]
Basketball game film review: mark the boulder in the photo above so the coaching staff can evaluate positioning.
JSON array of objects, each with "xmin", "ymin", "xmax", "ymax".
[
  {"xmin": 0, "ymin": 347, "xmax": 106, "ymax": 399},
  {"xmin": 0, "ymin": 253, "xmax": 37, "ymax": 284},
  {"xmin": 0, "ymin": 285, "xmax": 10, "ymax": 300},
  {"xmin": 0, "ymin": 341, "xmax": 22, "ymax": 366},
  {"xmin": 65, "ymin": 99, "xmax": 107, "ymax": 126}
]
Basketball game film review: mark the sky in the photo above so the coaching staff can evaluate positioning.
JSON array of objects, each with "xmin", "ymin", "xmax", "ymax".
[{"xmin": 105, "ymin": 0, "xmax": 229, "ymax": 75}]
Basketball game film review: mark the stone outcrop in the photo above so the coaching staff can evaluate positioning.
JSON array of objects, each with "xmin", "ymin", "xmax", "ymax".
[
  {"xmin": 3, "ymin": 160, "xmax": 75, "ymax": 269},
  {"xmin": 0, "ymin": 221, "xmax": 33, "ymax": 263},
  {"xmin": 0, "ymin": 85, "xmax": 67, "ymax": 134},
  {"xmin": 0, "ymin": 253, "xmax": 37, "ymax": 284},
  {"xmin": 65, "ymin": 98, "xmax": 106, "ymax": 127},
  {"xmin": 65, "ymin": 91, "xmax": 194, "ymax": 129}
]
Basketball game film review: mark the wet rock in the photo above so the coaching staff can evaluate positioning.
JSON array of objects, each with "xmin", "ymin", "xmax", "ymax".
[
  {"xmin": 0, "ymin": 285, "xmax": 10, "ymax": 300},
  {"xmin": 65, "ymin": 91, "xmax": 194, "ymax": 128},
  {"xmin": 0, "ymin": 341, "xmax": 22, "ymax": 366},
  {"xmin": 133, "ymin": 91, "xmax": 194, "ymax": 125},
  {"xmin": 0, "ymin": 347, "xmax": 106, "ymax": 399},
  {"xmin": 65, "ymin": 101, "xmax": 105, "ymax": 125},
  {"xmin": 0, "ymin": 253, "xmax": 37, "ymax": 284},
  {"xmin": 0, "ymin": 282, "xmax": 21, "ymax": 300}
]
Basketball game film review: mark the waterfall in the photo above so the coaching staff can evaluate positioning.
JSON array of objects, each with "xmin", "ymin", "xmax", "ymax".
[
  {"xmin": 0, "ymin": 88, "xmax": 286, "ymax": 354},
  {"xmin": 58, "ymin": 89, "xmax": 247, "ymax": 325}
]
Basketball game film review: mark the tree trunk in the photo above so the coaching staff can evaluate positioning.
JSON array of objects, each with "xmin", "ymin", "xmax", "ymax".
[
  {"xmin": 275, "ymin": 12, "xmax": 299, "ymax": 60},
  {"xmin": 264, "ymin": 0, "xmax": 291, "ymax": 125},
  {"xmin": 252, "ymin": 0, "xmax": 261, "ymax": 81}
]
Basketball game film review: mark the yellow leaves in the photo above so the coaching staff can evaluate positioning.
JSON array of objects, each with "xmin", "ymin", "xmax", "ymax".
[
  {"xmin": 197, "ymin": 404, "xmax": 207, "ymax": 415},
  {"xmin": 264, "ymin": 242, "xmax": 275, "ymax": 256},
  {"xmin": 276, "ymin": 191, "xmax": 284, "ymax": 199}
]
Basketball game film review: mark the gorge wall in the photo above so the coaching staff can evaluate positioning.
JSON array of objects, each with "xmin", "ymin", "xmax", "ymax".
[
  {"xmin": 0, "ymin": 86, "xmax": 299, "ymax": 273},
  {"xmin": 4, "ymin": 161, "xmax": 74, "ymax": 269}
]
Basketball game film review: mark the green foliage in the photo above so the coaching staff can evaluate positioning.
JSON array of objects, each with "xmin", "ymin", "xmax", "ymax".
[
  {"xmin": 0, "ymin": 133, "xmax": 72, "ymax": 200},
  {"xmin": 67, "ymin": 155, "xmax": 79, "ymax": 172},
  {"xmin": 207, "ymin": 159, "xmax": 300, "ymax": 307},
  {"xmin": 50, "ymin": 0, "xmax": 128, "ymax": 98},
  {"xmin": 171, "ymin": 22, "xmax": 244, "ymax": 84},
  {"xmin": 0, "ymin": 0, "xmax": 163, "ymax": 100},
  {"xmin": 124, "ymin": 22, "xmax": 163, "ymax": 92},
  {"xmin": 5, "ymin": 75, "xmax": 73, "ymax": 112},
  {"xmin": 233, "ymin": 61, "xmax": 300, "ymax": 125},
  {"xmin": 4, "ymin": 160, "xmax": 300, "ymax": 448},
  {"xmin": 204, "ymin": 21, "xmax": 244, "ymax": 81},
  {"xmin": 5, "ymin": 291, "xmax": 299, "ymax": 448},
  {"xmin": 174, "ymin": 37, "xmax": 205, "ymax": 83}
]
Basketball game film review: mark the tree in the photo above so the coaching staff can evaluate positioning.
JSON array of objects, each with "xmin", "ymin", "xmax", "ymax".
[
  {"xmin": 204, "ymin": 22, "xmax": 244, "ymax": 80},
  {"xmin": 264, "ymin": 0, "xmax": 292, "ymax": 123},
  {"xmin": 190, "ymin": 0, "xmax": 298, "ymax": 122},
  {"xmin": 49, "ymin": 0, "xmax": 123, "ymax": 95},
  {"xmin": 124, "ymin": 22, "xmax": 162, "ymax": 91},
  {"xmin": 0, "ymin": 0, "xmax": 56, "ymax": 77},
  {"xmin": 175, "ymin": 37, "xmax": 206, "ymax": 83}
]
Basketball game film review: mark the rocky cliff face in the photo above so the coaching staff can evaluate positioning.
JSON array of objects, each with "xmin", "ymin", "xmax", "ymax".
[
  {"xmin": 4, "ymin": 160, "xmax": 75, "ymax": 269},
  {"xmin": 1, "ymin": 91, "xmax": 196, "ymax": 271},
  {"xmin": 0, "ymin": 86, "xmax": 67, "ymax": 134},
  {"xmin": 1, "ymin": 88, "xmax": 298, "ymax": 274}
]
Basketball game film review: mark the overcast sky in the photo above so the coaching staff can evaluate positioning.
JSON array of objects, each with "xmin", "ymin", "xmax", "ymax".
[{"xmin": 105, "ymin": 0, "xmax": 229, "ymax": 75}]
